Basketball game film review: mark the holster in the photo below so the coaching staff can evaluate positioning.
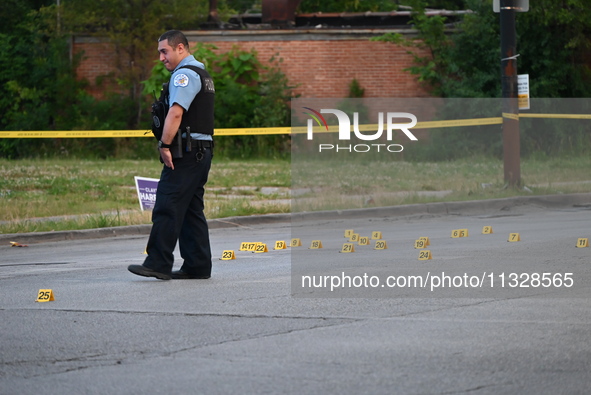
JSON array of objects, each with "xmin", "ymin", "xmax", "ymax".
[
  {"xmin": 158, "ymin": 131, "xmax": 184, "ymax": 163},
  {"xmin": 171, "ymin": 132, "xmax": 183, "ymax": 158}
]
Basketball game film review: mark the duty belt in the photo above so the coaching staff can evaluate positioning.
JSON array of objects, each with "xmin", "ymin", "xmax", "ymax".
[{"xmin": 183, "ymin": 139, "xmax": 213, "ymax": 149}]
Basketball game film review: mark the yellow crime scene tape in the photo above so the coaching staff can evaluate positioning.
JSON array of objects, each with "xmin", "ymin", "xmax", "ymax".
[
  {"xmin": 0, "ymin": 127, "xmax": 292, "ymax": 139},
  {"xmin": 0, "ymin": 113, "xmax": 588, "ymax": 138},
  {"xmin": 519, "ymin": 113, "xmax": 591, "ymax": 120}
]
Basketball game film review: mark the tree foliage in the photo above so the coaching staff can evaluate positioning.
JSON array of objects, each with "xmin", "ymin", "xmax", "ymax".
[
  {"xmin": 0, "ymin": 0, "xmax": 294, "ymax": 159},
  {"xmin": 57, "ymin": 0, "xmax": 212, "ymax": 127},
  {"xmin": 375, "ymin": 0, "xmax": 591, "ymax": 98},
  {"xmin": 518, "ymin": 0, "xmax": 591, "ymax": 98},
  {"xmin": 0, "ymin": 1, "xmax": 91, "ymax": 158},
  {"xmin": 371, "ymin": 0, "xmax": 591, "ymax": 160}
]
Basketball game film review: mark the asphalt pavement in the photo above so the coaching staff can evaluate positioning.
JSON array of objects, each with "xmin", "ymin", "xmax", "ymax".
[{"xmin": 1, "ymin": 194, "xmax": 591, "ymax": 394}]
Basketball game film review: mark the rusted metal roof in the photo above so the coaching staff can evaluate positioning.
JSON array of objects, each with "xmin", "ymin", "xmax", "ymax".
[{"xmin": 228, "ymin": 9, "xmax": 471, "ymax": 29}]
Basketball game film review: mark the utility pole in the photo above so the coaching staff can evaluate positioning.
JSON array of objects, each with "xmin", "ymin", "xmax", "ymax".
[
  {"xmin": 500, "ymin": 0, "xmax": 520, "ymax": 187},
  {"xmin": 57, "ymin": 0, "xmax": 61, "ymax": 34}
]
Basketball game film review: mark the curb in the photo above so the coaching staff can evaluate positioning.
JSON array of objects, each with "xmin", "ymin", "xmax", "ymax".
[
  {"xmin": 0, "ymin": 214, "xmax": 292, "ymax": 245},
  {"xmin": 2, "ymin": 193, "xmax": 590, "ymax": 245},
  {"xmin": 292, "ymin": 192, "xmax": 591, "ymax": 221}
]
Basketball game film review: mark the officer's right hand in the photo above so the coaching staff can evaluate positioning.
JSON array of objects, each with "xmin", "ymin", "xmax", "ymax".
[{"xmin": 160, "ymin": 148, "xmax": 174, "ymax": 170}]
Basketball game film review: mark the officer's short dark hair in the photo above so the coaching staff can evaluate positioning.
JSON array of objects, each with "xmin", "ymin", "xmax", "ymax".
[{"xmin": 159, "ymin": 30, "xmax": 189, "ymax": 50}]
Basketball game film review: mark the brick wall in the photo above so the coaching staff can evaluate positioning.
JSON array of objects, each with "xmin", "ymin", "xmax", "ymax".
[
  {"xmin": 74, "ymin": 39, "xmax": 119, "ymax": 99},
  {"xmin": 73, "ymin": 29, "xmax": 430, "ymax": 99}
]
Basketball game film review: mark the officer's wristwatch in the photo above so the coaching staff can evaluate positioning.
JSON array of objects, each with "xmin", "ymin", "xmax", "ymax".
[{"xmin": 158, "ymin": 140, "xmax": 172, "ymax": 149}]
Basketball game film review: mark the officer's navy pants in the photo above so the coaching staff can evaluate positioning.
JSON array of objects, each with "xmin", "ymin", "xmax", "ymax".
[{"xmin": 142, "ymin": 147, "xmax": 212, "ymax": 276}]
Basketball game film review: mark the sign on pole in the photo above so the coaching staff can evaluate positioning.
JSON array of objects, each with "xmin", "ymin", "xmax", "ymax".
[
  {"xmin": 518, "ymin": 74, "xmax": 530, "ymax": 110},
  {"xmin": 493, "ymin": 0, "xmax": 529, "ymax": 12},
  {"xmin": 134, "ymin": 176, "xmax": 159, "ymax": 211}
]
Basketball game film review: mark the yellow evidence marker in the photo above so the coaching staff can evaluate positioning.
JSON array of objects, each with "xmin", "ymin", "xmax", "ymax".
[
  {"xmin": 374, "ymin": 240, "xmax": 388, "ymax": 250},
  {"xmin": 576, "ymin": 238, "xmax": 589, "ymax": 248},
  {"xmin": 358, "ymin": 236, "xmax": 370, "ymax": 246},
  {"xmin": 240, "ymin": 242, "xmax": 257, "ymax": 252},
  {"xmin": 290, "ymin": 238, "xmax": 302, "ymax": 247},
  {"xmin": 414, "ymin": 239, "xmax": 427, "ymax": 249},
  {"xmin": 349, "ymin": 233, "xmax": 360, "ymax": 243},
  {"xmin": 344, "ymin": 229, "xmax": 354, "ymax": 238},
  {"xmin": 419, "ymin": 237, "xmax": 430, "ymax": 246},
  {"xmin": 310, "ymin": 240, "xmax": 323, "ymax": 249},
  {"xmin": 254, "ymin": 243, "xmax": 268, "ymax": 253},
  {"xmin": 340, "ymin": 243, "xmax": 355, "ymax": 253},
  {"xmin": 371, "ymin": 231, "xmax": 382, "ymax": 240},
  {"xmin": 482, "ymin": 226, "xmax": 493, "ymax": 234},
  {"xmin": 418, "ymin": 250, "xmax": 432, "ymax": 260},
  {"xmin": 220, "ymin": 250, "xmax": 236, "ymax": 260},
  {"xmin": 36, "ymin": 289, "xmax": 55, "ymax": 302},
  {"xmin": 274, "ymin": 240, "xmax": 287, "ymax": 250},
  {"xmin": 451, "ymin": 229, "xmax": 468, "ymax": 238},
  {"xmin": 508, "ymin": 233, "xmax": 521, "ymax": 242}
]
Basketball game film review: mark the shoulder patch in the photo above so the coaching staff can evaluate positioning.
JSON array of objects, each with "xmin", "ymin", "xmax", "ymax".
[{"xmin": 173, "ymin": 73, "xmax": 189, "ymax": 87}]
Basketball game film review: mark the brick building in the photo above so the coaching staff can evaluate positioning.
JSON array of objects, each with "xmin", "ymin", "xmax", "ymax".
[{"xmin": 73, "ymin": 28, "xmax": 430, "ymax": 100}]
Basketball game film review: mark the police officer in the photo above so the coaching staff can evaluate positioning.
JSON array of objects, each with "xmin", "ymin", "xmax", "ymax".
[{"xmin": 128, "ymin": 30, "xmax": 215, "ymax": 280}]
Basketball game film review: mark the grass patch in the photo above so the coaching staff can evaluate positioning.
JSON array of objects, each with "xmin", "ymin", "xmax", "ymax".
[
  {"xmin": 0, "ymin": 158, "xmax": 291, "ymax": 233},
  {"xmin": 1, "ymin": 155, "xmax": 590, "ymax": 233},
  {"xmin": 292, "ymin": 156, "xmax": 591, "ymax": 212}
]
